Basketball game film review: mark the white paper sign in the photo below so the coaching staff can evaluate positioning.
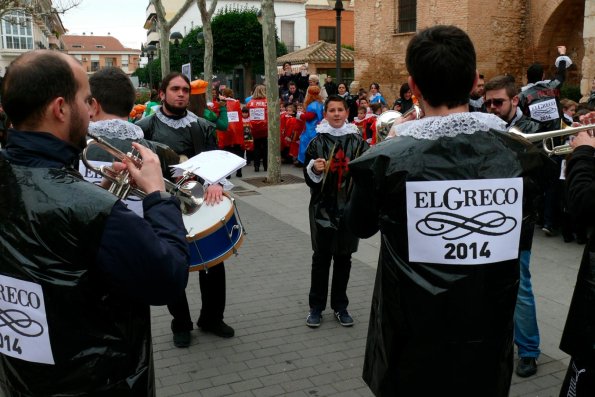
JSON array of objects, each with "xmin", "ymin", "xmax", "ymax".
[
  {"xmin": 79, "ymin": 161, "xmax": 144, "ymax": 217},
  {"xmin": 529, "ymin": 98, "xmax": 559, "ymax": 122},
  {"xmin": 249, "ymin": 108, "xmax": 265, "ymax": 121},
  {"xmin": 171, "ymin": 150, "xmax": 246, "ymax": 184},
  {"xmin": 406, "ymin": 178, "xmax": 523, "ymax": 265},
  {"xmin": 227, "ymin": 111, "xmax": 240, "ymax": 123},
  {"xmin": 0, "ymin": 275, "xmax": 54, "ymax": 364}
]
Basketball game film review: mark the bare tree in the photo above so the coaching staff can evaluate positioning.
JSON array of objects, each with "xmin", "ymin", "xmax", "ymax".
[
  {"xmin": 151, "ymin": 0, "xmax": 196, "ymax": 78},
  {"xmin": 0, "ymin": 0, "xmax": 81, "ymax": 15},
  {"xmin": 196, "ymin": 0, "xmax": 217, "ymax": 102},
  {"xmin": 0, "ymin": 0, "xmax": 82, "ymax": 31},
  {"xmin": 260, "ymin": 0, "xmax": 280, "ymax": 184}
]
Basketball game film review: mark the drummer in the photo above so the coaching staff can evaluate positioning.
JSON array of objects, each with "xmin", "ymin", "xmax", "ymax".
[{"xmin": 136, "ymin": 72, "xmax": 235, "ymax": 348}]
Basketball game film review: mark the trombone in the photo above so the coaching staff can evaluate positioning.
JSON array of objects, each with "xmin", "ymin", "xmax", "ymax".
[
  {"xmin": 508, "ymin": 124, "xmax": 595, "ymax": 156},
  {"xmin": 82, "ymin": 132, "xmax": 204, "ymax": 214}
]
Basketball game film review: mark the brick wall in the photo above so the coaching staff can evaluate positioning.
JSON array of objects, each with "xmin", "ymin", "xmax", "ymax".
[{"xmin": 354, "ymin": 0, "xmax": 588, "ymax": 104}]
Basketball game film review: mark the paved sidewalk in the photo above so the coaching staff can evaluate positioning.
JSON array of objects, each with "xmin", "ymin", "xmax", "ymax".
[{"xmin": 152, "ymin": 163, "xmax": 583, "ymax": 397}]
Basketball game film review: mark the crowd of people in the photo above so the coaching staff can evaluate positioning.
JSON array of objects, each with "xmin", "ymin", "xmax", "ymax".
[{"xmin": 2, "ymin": 23, "xmax": 595, "ymax": 397}]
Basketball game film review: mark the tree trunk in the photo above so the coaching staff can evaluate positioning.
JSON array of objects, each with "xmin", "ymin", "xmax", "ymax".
[
  {"xmin": 197, "ymin": 0, "xmax": 217, "ymax": 102},
  {"xmin": 152, "ymin": 0, "xmax": 196, "ymax": 78},
  {"xmin": 261, "ymin": 0, "xmax": 281, "ymax": 184}
]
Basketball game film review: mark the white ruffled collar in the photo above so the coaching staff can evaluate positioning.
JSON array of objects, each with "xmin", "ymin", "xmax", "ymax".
[
  {"xmin": 88, "ymin": 119, "xmax": 144, "ymax": 140},
  {"xmin": 315, "ymin": 120, "xmax": 360, "ymax": 136},
  {"xmin": 155, "ymin": 108, "xmax": 199, "ymax": 129},
  {"xmin": 396, "ymin": 112, "xmax": 506, "ymax": 140}
]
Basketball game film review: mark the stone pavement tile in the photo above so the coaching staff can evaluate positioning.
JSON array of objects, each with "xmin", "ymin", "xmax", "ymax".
[
  {"xmin": 178, "ymin": 378, "xmax": 214, "ymax": 393},
  {"xmin": 199, "ymin": 384, "xmax": 234, "ymax": 397},
  {"xmin": 250, "ymin": 384, "xmax": 286, "ymax": 397},
  {"xmin": 229, "ymin": 378, "xmax": 264, "ymax": 393},
  {"xmin": 209, "ymin": 372, "xmax": 243, "ymax": 387},
  {"xmin": 510, "ymin": 379, "xmax": 543, "ymax": 396},
  {"xmin": 516, "ymin": 386, "xmax": 560, "ymax": 397},
  {"xmin": 237, "ymin": 366, "xmax": 271, "ymax": 381},
  {"xmin": 280, "ymin": 378, "xmax": 316, "ymax": 393},
  {"xmin": 157, "ymin": 384, "xmax": 184, "ymax": 397}
]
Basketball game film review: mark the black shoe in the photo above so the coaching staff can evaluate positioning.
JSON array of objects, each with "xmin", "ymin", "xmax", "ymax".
[
  {"xmin": 516, "ymin": 357, "xmax": 537, "ymax": 377},
  {"xmin": 306, "ymin": 309, "xmax": 322, "ymax": 328},
  {"xmin": 198, "ymin": 321, "xmax": 235, "ymax": 338},
  {"xmin": 236, "ymin": 170, "xmax": 242, "ymax": 177},
  {"xmin": 563, "ymin": 233, "xmax": 575, "ymax": 243},
  {"xmin": 334, "ymin": 310, "xmax": 354, "ymax": 327},
  {"xmin": 172, "ymin": 330, "xmax": 191, "ymax": 348},
  {"xmin": 254, "ymin": 167, "xmax": 259, "ymax": 172}
]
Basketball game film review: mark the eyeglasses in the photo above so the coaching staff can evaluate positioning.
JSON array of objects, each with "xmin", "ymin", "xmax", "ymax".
[{"xmin": 484, "ymin": 98, "xmax": 507, "ymax": 107}]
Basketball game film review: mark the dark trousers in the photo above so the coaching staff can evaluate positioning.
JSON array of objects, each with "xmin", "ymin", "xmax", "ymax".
[
  {"xmin": 168, "ymin": 262, "xmax": 226, "ymax": 332},
  {"xmin": 309, "ymin": 251, "xmax": 352, "ymax": 312},
  {"xmin": 559, "ymin": 357, "xmax": 595, "ymax": 397},
  {"xmin": 253, "ymin": 137, "xmax": 268, "ymax": 171}
]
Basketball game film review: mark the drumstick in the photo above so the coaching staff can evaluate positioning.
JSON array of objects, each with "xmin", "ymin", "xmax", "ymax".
[{"xmin": 320, "ymin": 142, "xmax": 337, "ymax": 191}]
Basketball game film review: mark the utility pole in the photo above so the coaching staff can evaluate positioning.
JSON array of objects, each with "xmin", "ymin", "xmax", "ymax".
[{"xmin": 260, "ymin": 0, "xmax": 281, "ymax": 184}]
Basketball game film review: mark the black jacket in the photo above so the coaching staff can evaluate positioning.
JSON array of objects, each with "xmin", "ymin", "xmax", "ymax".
[
  {"xmin": 0, "ymin": 130, "xmax": 189, "ymax": 396},
  {"xmin": 560, "ymin": 145, "xmax": 595, "ymax": 363}
]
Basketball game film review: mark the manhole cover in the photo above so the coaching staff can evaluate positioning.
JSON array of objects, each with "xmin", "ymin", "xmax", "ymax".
[{"xmin": 242, "ymin": 174, "xmax": 305, "ymax": 188}]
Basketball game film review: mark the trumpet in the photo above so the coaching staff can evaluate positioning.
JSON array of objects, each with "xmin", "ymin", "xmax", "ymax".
[
  {"xmin": 508, "ymin": 124, "xmax": 595, "ymax": 156},
  {"xmin": 375, "ymin": 104, "xmax": 423, "ymax": 142},
  {"xmin": 82, "ymin": 132, "xmax": 204, "ymax": 214}
]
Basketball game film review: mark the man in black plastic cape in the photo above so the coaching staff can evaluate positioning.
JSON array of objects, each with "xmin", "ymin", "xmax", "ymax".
[
  {"xmin": 0, "ymin": 51, "xmax": 189, "ymax": 395},
  {"xmin": 345, "ymin": 25, "xmax": 557, "ymax": 396},
  {"xmin": 303, "ymin": 95, "xmax": 369, "ymax": 328},
  {"xmin": 558, "ymin": 112, "xmax": 595, "ymax": 396},
  {"xmin": 136, "ymin": 72, "xmax": 235, "ymax": 348},
  {"xmin": 517, "ymin": 45, "xmax": 570, "ymax": 133}
]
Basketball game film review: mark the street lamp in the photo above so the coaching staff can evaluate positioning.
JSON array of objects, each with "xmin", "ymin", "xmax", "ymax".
[
  {"xmin": 327, "ymin": 0, "xmax": 344, "ymax": 83},
  {"xmin": 142, "ymin": 44, "xmax": 157, "ymax": 89},
  {"xmin": 170, "ymin": 31, "xmax": 193, "ymax": 79}
]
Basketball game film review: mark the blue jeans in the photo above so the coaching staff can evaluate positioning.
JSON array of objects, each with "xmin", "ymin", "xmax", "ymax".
[{"xmin": 514, "ymin": 250, "xmax": 540, "ymax": 358}]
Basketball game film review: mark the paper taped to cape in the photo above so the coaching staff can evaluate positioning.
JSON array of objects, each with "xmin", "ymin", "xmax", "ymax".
[{"xmin": 171, "ymin": 150, "xmax": 246, "ymax": 184}]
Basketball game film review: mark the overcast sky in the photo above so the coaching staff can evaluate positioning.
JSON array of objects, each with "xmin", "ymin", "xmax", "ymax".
[{"xmin": 60, "ymin": 0, "xmax": 149, "ymax": 49}]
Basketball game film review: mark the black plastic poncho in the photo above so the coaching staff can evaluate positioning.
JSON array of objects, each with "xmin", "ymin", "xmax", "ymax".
[
  {"xmin": 346, "ymin": 118, "xmax": 556, "ymax": 396},
  {"xmin": 304, "ymin": 129, "xmax": 369, "ymax": 255},
  {"xmin": 0, "ymin": 161, "xmax": 155, "ymax": 396}
]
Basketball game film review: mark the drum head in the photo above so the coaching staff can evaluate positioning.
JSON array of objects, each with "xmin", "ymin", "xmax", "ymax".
[{"xmin": 183, "ymin": 194, "xmax": 233, "ymax": 240}]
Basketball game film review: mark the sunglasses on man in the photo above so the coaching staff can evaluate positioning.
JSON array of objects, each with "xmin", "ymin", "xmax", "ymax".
[{"xmin": 484, "ymin": 98, "xmax": 507, "ymax": 107}]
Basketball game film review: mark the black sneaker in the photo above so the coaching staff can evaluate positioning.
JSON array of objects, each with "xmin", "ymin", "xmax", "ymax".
[
  {"xmin": 306, "ymin": 309, "xmax": 322, "ymax": 328},
  {"xmin": 198, "ymin": 321, "xmax": 235, "ymax": 338},
  {"xmin": 516, "ymin": 357, "xmax": 537, "ymax": 377},
  {"xmin": 542, "ymin": 226, "xmax": 555, "ymax": 237},
  {"xmin": 172, "ymin": 330, "xmax": 191, "ymax": 348},
  {"xmin": 334, "ymin": 310, "xmax": 354, "ymax": 327}
]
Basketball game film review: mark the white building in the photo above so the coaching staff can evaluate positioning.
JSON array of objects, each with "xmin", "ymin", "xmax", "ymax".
[
  {"xmin": 0, "ymin": 0, "xmax": 66, "ymax": 71},
  {"xmin": 170, "ymin": 0, "xmax": 307, "ymax": 53}
]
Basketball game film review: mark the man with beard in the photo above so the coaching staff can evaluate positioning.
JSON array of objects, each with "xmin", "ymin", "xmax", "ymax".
[
  {"xmin": 136, "ymin": 72, "xmax": 235, "ymax": 348},
  {"xmin": 485, "ymin": 74, "xmax": 542, "ymax": 378},
  {"xmin": 345, "ymin": 26, "xmax": 555, "ymax": 396},
  {"xmin": 0, "ymin": 51, "xmax": 189, "ymax": 395},
  {"xmin": 84, "ymin": 67, "xmax": 180, "ymax": 187}
]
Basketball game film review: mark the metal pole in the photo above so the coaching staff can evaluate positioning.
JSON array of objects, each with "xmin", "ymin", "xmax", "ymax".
[
  {"xmin": 148, "ymin": 55, "xmax": 153, "ymax": 89},
  {"xmin": 188, "ymin": 45, "xmax": 193, "ymax": 79},
  {"xmin": 336, "ymin": 0, "xmax": 343, "ymax": 84}
]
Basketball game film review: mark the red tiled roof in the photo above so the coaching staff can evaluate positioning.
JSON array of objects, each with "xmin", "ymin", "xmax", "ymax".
[
  {"xmin": 277, "ymin": 40, "xmax": 354, "ymax": 65},
  {"xmin": 62, "ymin": 35, "xmax": 138, "ymax": 52}
]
